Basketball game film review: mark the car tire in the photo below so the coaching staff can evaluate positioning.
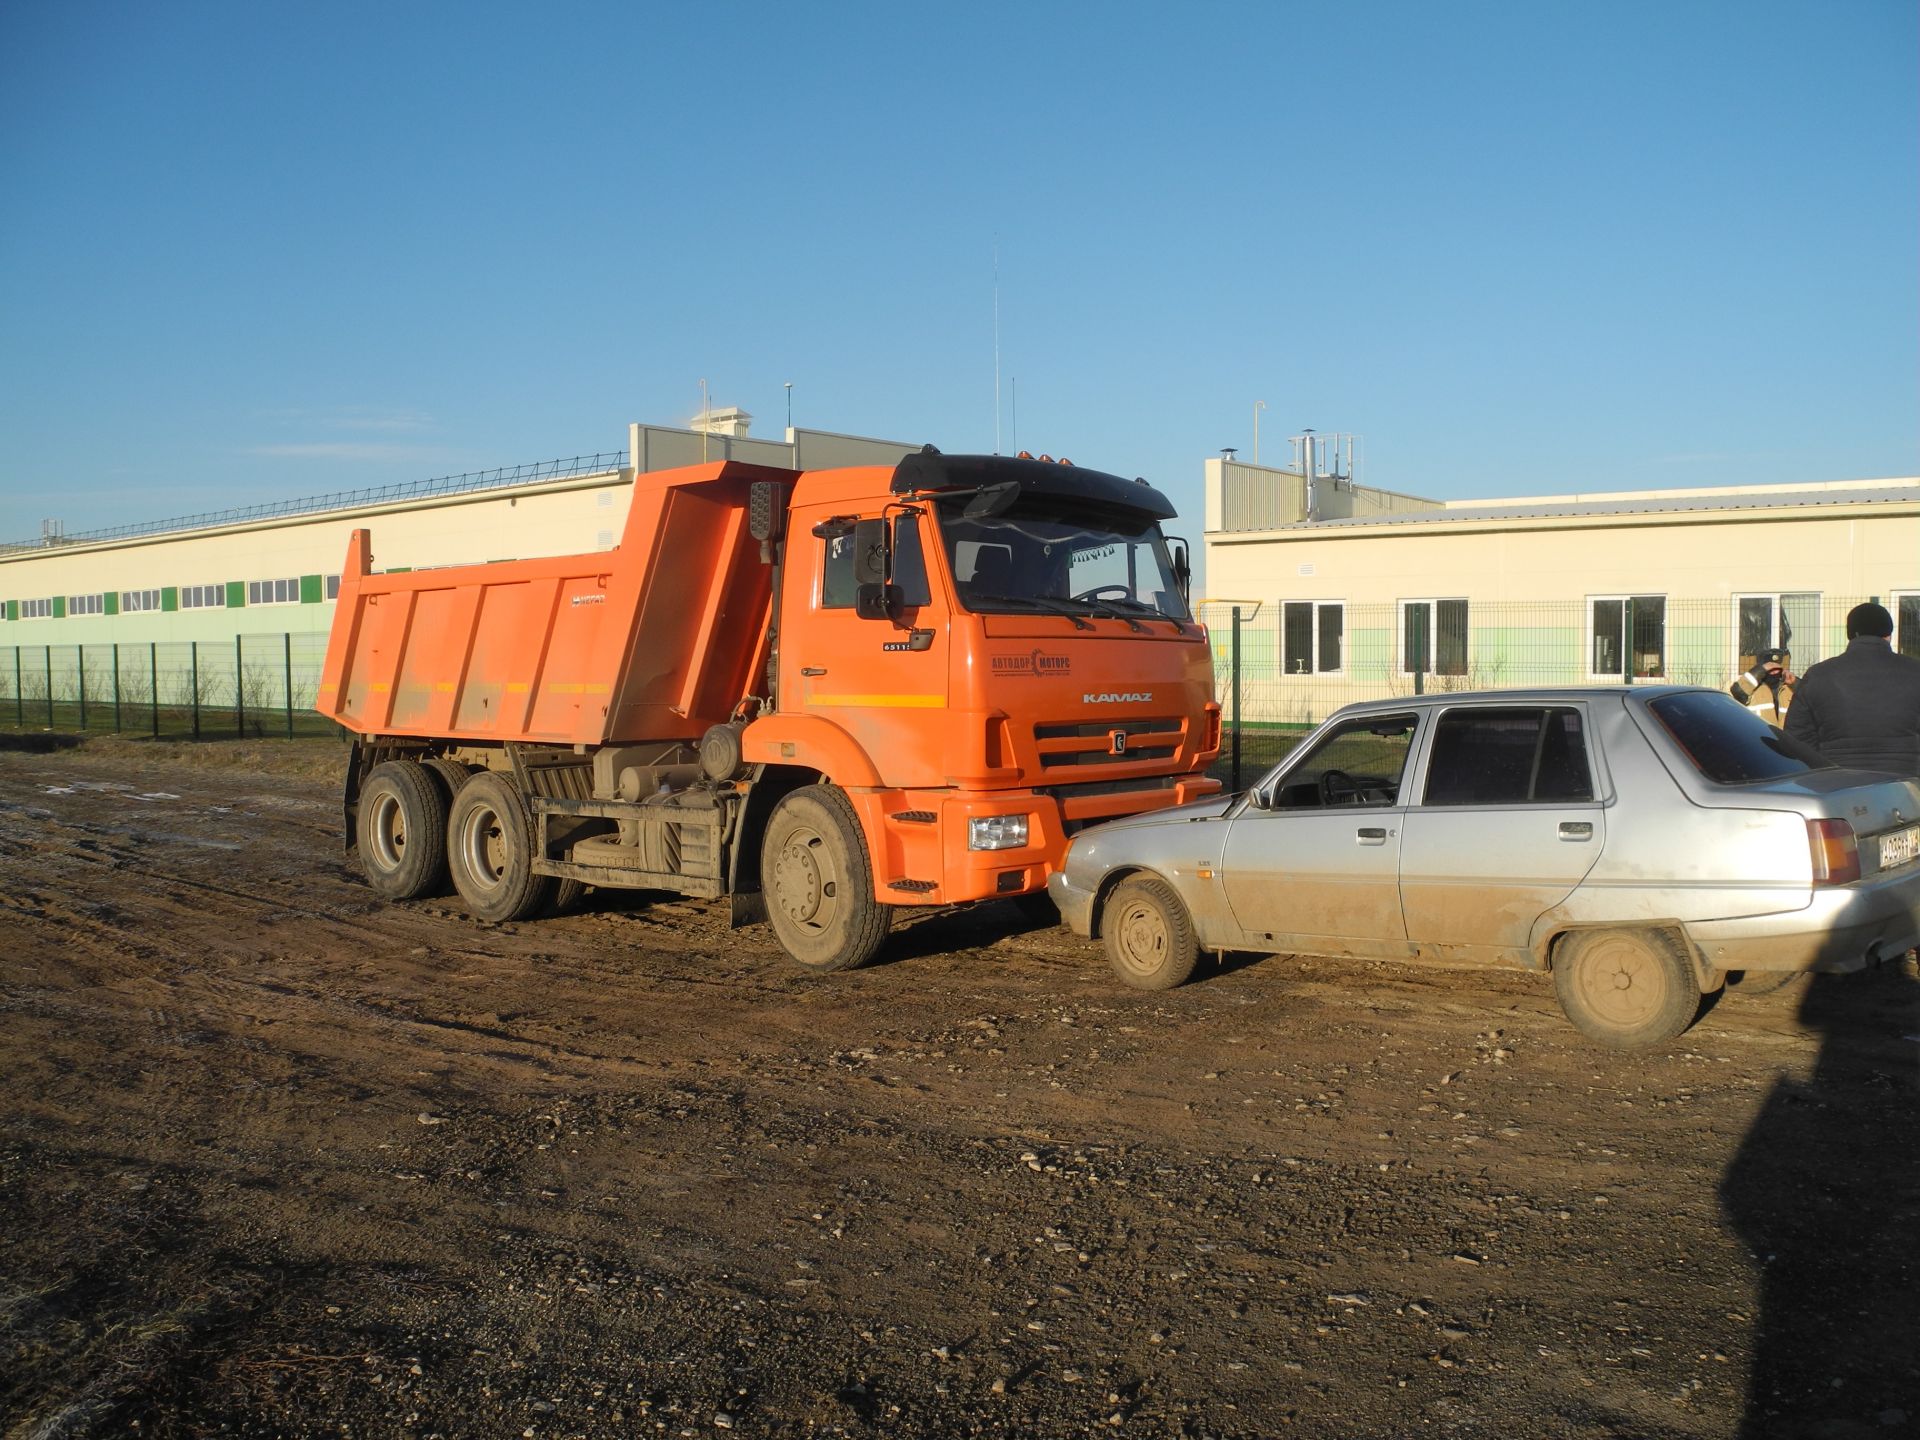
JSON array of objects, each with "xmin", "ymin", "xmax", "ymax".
[
  {"xmin": 762, "ymin": 786, "xmax": 891, "ymax": 973},
  {"xmin": 357, "ymin": 760, "xmax": 450, "ymax": 901},
  {"xmin": 1102, "ymin": 874, "xmax": 1200, "ymax": 991},
  {"xmin": 1552, "ymin": 928, "xmax": 1700, "ymax": 1049},
  {"xmin": 446, "ymin": 770, "xmax": 556, "ymax": 923}
]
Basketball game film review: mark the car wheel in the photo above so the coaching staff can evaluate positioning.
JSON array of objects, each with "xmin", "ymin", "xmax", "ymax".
[
  {"xmin": 1102, "ymin": 875, "xmax": 1200, "ymax": 991},
  {"xmin": 446, "ymin": 771, "xmax": 556, "ymax": 923},
  {"xmin": 357, "ymin": 760, "xmax": 450, "ymax": 900},
  {"xmin": 1552, "ymin": 928, "xmax": 1700, "ymax": 1049},
  {"xmin": 761, "ymin": 786, "xmax": 891, "ymax": 973}
]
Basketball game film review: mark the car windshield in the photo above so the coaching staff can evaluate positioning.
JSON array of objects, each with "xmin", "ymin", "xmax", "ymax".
[
  {"xmin": 1646, "ymin": 690, "xmax": 1834, "ymax": 783},
  {"xmin": 934, "ymin": 495, "xmax": 1190, "ymax": 622}
]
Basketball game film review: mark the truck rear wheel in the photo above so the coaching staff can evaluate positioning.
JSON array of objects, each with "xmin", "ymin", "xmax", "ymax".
[
  {"xmin": 1552, "ymin": 928, "xmax": 1700, "ymax": 1049},
  {"xmin": 357, "ymin": 760, "xmax": 449, "ymax": 901},
  {"xmin": 446, "ymin": 771, "xmax": 556, "ymax": 923},
  {"xmin": 762, "ymin": 786, "xmax": 891, "ymax": 973}
]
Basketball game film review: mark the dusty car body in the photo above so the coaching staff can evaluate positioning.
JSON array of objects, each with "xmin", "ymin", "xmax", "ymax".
[{"xmin": 1049, "ymin": 686, "xmax": 1920, "ymax": 1046}]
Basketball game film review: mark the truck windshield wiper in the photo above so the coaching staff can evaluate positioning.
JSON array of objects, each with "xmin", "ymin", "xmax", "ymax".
[
  {"xmin": 1083, "ymin": 594, "xmax": 1196, "ymax": 635},
  {"xmin": 968, "ymin": 593, "xmax": 1095, "ymax": 630}
]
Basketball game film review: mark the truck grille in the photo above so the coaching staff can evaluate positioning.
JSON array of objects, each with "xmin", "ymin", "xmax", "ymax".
[{"xmin": 1033, "ymin": 716, "xmax": 1184, "ymax": 771}]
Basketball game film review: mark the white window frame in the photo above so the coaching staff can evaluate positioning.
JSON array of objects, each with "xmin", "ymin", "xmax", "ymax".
[
  {"xmin": 247, "ymin": 576, "xmax": 300, "ymax": 607},
  {"xmin": 67, "ymin": 592, "xmax": 106, "ymax": 617},
  {"xmin": 21, "ymin": 597, "xmax": 54, "ymax": 620},
  {"xmin": 121, "ymin": 588, "xmax": 163, "ymax": 614},
  {"xmin": 181, "ymin": 583, "xmax": 225, "ymax": 610},
  {"xmin": 1893, "ymin": 590, "xmax": 1920, "ymax": 662},
  {"xmin": 1280, "ymin": 599, "xmax": 1346, "ymax": 677},
  {"xmin": 1586, "ymin": 594, "xmax": 1668, "ymax": 680},
  {"xmin": 1733, "ymin": 591, "xmax": 1822, "ymax": 676},
  {"xmin": 1397, "ymin": 597, "xmax": 1471, "ymax": 677}
]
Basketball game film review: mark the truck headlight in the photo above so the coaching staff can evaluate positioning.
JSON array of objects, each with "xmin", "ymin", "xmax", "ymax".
[{"xmin": 968, "ymin": 814, "xmax": 1029, "ymax": 851}]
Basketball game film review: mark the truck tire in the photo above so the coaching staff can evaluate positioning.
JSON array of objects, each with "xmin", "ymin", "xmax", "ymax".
[
  {"xmin": 357, "ymin": 760, "xmax": 449, "ymax": 901},
  {"xmin": 1102, "ymin": 874, "xmax": 1199, "ymax": 990},
  {"xmin": 1552, "ymin": 928, "xmax": 1700, "ymax": 1049},
  {"xmin": 417, "ymin": 759, "xmax": 474, "ymax": 896},
  {"xmin": 446, "ymin": 770, "xmax": 556, "ymax": 923},
  {"xmin": 762, "ymin": 785, "xmax": 891, "ymax": 973}
]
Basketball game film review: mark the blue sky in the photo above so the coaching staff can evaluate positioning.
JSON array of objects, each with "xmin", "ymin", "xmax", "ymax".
[{"xmin": 1, "ymin": 0, "xmax": 1914, "ymax": 547}]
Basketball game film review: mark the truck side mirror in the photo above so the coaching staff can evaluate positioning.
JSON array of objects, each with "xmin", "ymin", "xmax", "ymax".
[
  {"xmin": 1169, "ymin": 536, "xmax": 1192, "ymax": 605},
  {"xmin": 852, "ymin": 519, "xmax": 888, "ymax": 585},
  {"xmin": 854, "ymin": 582, "xmax": 893, "ymax": 621}
]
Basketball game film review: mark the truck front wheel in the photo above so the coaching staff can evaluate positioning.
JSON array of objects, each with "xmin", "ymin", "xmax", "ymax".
[
  {"xmin": 357, "ymin": 760, "xmax": 450, "ymax": 901},
  {"xmin": 446, "ymin": 771, "xmax": 557, "ymax": 923},
  {"xmin": 762, "ymin": 786, "xmax": 891, "ymax": 973}
]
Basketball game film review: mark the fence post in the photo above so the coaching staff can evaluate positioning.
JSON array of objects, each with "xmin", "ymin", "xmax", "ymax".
[
  {"xmin": 45, "ymin": 647, "xmax": 54, "ymax": 729},
  {"xmin": 284, "ymin": 631, "xmax": 294, "ymax": 738},
  {"xmin": 191, "ymin": 641, "xmax": 200, "ymax": 739},
  {"xmin": 113, "ymin": 643, "xmax": 122, "ymax": 733},
  {"xmin": 13, "ymin": 648, "xmax": 21, "ymax": 728},
  {"xmin": 1621, "ymin": 598, "xmax": 1633, "ymax": 686},
  {"xmin": 1230, "ymin": 605, "xmax": 1243, "ymax": 793},
  {"xmin": 78, "ymin": 645, "xmax": 88, "ymax": 732},
  {"xmin": 235, "ymin": 635, "xmax": 245, "ymax": 738},
  {"xmin": 150, "ymin": 643, "xmax": 159, "ymax": 737}
]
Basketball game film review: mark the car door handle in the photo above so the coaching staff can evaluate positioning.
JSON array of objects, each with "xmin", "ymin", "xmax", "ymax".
[
  {"xmin": 1558, "ymin": 821, "xmax": 1594, "ymax": 840},
  {"xmin": 1356, "ymin": 827, "xmax": 1388, "ymax": 845}
]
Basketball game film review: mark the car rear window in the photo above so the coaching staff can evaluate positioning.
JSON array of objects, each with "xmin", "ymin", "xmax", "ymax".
[{"xmin": 1646, "ymin": 691, "xmax": 1834, "ymax": 783}]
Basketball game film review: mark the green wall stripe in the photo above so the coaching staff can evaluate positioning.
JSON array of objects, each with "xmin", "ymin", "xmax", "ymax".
[{"xmin": 226, "ymin": 580, "xmax": 245, "ymax": 608}]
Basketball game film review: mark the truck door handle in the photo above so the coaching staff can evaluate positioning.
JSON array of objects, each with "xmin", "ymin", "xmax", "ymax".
[
  {"xmin": 800, "ymin": 666, "xmax": 827, "ymax": 676},
  {"xmin": 1558, "ymin": 821, "xmax": 1593, "ymax": 840},
  {"xmin": 1356, "ymin": 827, "xmax": 1388, "ymax": 845}
]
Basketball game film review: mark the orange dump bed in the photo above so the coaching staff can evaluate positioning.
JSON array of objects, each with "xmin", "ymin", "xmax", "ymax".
[{"xmin": 316, "ymin": 460, "xmax": 796, "ymax": 747}]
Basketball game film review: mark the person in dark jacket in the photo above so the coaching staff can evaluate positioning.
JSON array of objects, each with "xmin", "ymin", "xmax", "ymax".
[{"xmin": 1783, "ymin": 602, "xmax": 1920, "ymax": 777}]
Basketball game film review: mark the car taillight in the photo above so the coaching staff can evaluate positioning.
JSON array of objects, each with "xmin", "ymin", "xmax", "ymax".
[{"xmin": 1808, "ymin": 818, "xmax": 1861, "ymax": 885}]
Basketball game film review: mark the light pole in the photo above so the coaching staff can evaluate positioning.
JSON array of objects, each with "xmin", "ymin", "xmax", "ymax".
[{"xmin": 1253, "ymin": 400, "xmax": 1267, "ymax": 465}]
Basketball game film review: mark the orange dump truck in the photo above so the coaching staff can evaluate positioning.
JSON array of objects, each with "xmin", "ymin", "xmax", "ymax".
[{"xmin": 317, "ymin": 447, "xmax": 1221, "ymax": 972}]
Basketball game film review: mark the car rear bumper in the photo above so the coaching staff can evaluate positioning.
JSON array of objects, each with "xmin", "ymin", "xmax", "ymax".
[{"xmin": 1686, "ymin": 869, "xmax": 1920, "ymax": 973}]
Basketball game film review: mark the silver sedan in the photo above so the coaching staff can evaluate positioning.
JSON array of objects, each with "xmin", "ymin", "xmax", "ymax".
[{"xmin": 1049, "ymin": 686, "xmax": 1920, "ymax": 1048}]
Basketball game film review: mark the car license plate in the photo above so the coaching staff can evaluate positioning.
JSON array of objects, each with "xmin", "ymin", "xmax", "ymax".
[{"xmin": 1880, "ymin": 824, "xmax": 1920, "ymax": 870}]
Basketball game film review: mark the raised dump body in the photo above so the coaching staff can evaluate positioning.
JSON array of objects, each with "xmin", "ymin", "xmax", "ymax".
[
  {"xmin": 318, "ymin": 462, "xmax": 793, "ymax": 747},
  {"xmin": 321, "ymin": 447, "xmax": 1222, "ymax": 976}
]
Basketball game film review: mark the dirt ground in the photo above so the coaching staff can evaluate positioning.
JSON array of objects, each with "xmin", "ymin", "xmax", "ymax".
[{"xmin": 2, "ymin": 737, "xmax": 1915, "ymax": 1440}]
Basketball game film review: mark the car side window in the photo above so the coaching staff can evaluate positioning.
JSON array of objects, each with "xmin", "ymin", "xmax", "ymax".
[
  {"xmin": 1268, "ymin": 714, "xmax": 1418, "ymax": 809},
  {"xmin": 1423, "ymin": 707, "xmax": 1593, "ymax": 806},
  {"xmin": 821, "ymin": 535, "xmax": 856, "ymax": 608}
]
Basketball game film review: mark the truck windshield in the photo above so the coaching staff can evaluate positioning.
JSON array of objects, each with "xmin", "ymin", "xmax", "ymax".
[{"xmin": 935, "ymin": 497, "xmax": 1190, "ymax": 622}]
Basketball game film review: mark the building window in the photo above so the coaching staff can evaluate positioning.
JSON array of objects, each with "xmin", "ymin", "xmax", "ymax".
[
  {"xmin": 121, "ymin": 588, "xmax": 162, "ymax": 613},
  {"xmin": 1282, "ymin": 600, "xmax": 1345, "ymax": 674},
  {"xmin": 1399, "ymin": 598, "xmax": 1468, "ymax": 676},
  {"xmin": 181, "ymin": 583, "xmax": 225, "ymax": 609},
  {"xmin": 1895, "ymin": 592, "xmax": 1920, "ymax": 661},
  {"xmin": 247, "ymin": 577, "xmax": 300, "ymax": 606},
  {"xmin": 1735, "ymin": 592, "xmax": 1820, "ymax": 675},
  {"xmin": 1588, "ymin": 595, "xmax": 1666, "ymax": 679},
  {"xmin": 22, "ymin": 598, "xmax": 54, "ymax": 619},
  {"xmin": 325, "ymin": 574, "xmax": 341, "ymax": 601},
  {"xmin": 68, "ymin": 593, "xmax": 106, "ymax": 616}
]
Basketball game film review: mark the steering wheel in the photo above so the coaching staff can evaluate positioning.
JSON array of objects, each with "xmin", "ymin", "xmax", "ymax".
[
  {"xmin": 1071, "ymin": 584, "xmax": 1133, "ymax": 604},
  {"xmin": 1318, "ymin": 769, "xmax": 1360, "ymax": 806}
]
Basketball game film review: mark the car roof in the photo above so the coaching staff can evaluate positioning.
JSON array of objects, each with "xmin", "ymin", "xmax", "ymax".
[{"xmin": 1327, "ymin": 685, "xmax": 1706, "ymax": 720}]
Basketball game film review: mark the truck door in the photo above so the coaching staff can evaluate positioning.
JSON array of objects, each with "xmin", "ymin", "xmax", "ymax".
[{"xmin": 788, "ymin": 513, "xmax": 946, "ymax": 783}]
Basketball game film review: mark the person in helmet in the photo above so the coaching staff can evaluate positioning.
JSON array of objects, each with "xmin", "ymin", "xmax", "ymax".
[{"xmin": 1730, "ymin": 646, "xmax": 1796, "ymax": 727}]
